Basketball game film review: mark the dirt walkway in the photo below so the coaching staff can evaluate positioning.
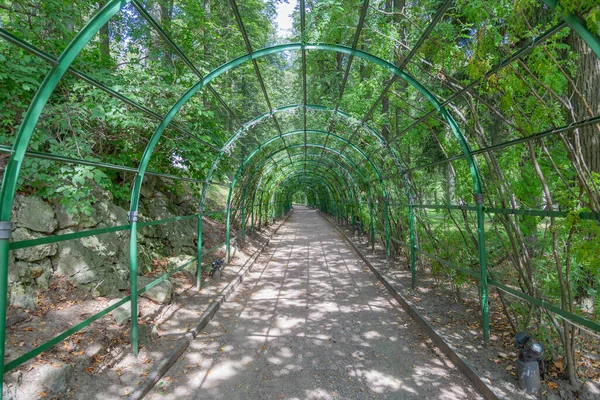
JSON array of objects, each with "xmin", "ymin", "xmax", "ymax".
[{"xmin": 146, "ymin": 207, "xmax": 481, "ymax": 400}]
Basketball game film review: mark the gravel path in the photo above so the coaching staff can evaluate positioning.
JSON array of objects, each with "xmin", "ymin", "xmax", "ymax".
[{"xmin": 146, "ymin": 207, "xmax": 482, "ymax": 400}]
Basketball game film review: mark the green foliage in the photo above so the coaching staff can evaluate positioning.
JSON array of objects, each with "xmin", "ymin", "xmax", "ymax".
[{"xmin": 1, "ymin": 0, "xmax": 278, "ymax": 210}]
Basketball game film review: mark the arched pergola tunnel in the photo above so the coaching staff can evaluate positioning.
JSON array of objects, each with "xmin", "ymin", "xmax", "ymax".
[{"xmin": 1, "ymin": 0, "xmax": 600, "ymax": 394}]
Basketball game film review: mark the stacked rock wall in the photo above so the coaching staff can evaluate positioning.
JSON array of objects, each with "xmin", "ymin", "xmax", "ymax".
[{"xmin": 7, "ymin": 179, "xmax": 212, "ymax": 310}]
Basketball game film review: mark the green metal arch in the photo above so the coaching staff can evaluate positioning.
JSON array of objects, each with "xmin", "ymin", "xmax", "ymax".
[
  {"xmin": 274, "ymin": 174, "xmax": 338, "ymax": 216},
  {"xmin": 238, "ymin": 154, "xmax": 367, "ymax": 238},
  {"xmin": 224, "ymin": 143, "xmax": 382, "ymax": 259},
  {"xmin": 269, "ymin": 173, "xmax": 342, "ymax": 218},
  {"xmin": 254, "ymin": 172, "xmax": 336, "ymax": 228},
  {"xmin": 258, "ymin": 165, "xmax": 354, "ymax": 211},
  {"xmin": 218, "ymin": 103, "xmax": 405, "ymax": 172},
  {"xmin": 1, "ymin": 0, "xmax": 598, "ymax": 369},
  {"xmin": 272, "ymin": 172, "xmax": 346, "ymax": 203},
  {"xmin": 270, "ymin": 172, "xmax": 350, "ymax": 215},
  {"xmin": 236, "ymin": 129, "xmax": 387, "ymax": 185},
  {"xmin": 245, "ymin": 158, "xmax": 360, "ymax": 207},
  {"xmin": 263, "ymin": 166, "xmax": 353, "ymax": 204}
]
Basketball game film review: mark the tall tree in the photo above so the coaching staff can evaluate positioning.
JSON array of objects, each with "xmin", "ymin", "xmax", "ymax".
[{"xmin": 569, "ymin": 33, "xmax": 600, "ymax": 174}]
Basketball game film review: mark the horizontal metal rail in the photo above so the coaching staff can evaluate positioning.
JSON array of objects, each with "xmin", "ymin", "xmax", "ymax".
[
  {"xmin": 4, "ymin": 231, "xmax": 232, "ymax": 372},
  {"xmin": 10, "ymin": 214, "xmax": 199, "ymax": 250},
  {"xmin": 413, "ymin": 246, "xmax": 600, "ymax": 333},
  {"xmin": 0, "ymin": 145, "xmax": 204, "ymax": 184},
  {"xmin": 404, "ymin": 115, "xmax": 600, "ymax": 173},
  {"xmin": 384, "ymin": 203, "xmax": 600, "ymax": 220},
  {"xmin": 0, "ymin": 28, "xmax": 227, "ymax": 157},
  {"xmin": 4, "ymin": 255, "xmax": 196, "ymax": 372}
]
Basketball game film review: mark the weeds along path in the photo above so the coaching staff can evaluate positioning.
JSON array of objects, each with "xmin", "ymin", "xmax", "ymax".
[{"xmin": 146, "ymin": 206, "xmax": 481, "ymax": 400}]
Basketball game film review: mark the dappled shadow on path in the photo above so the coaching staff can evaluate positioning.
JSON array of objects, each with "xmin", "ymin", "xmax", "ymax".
[{"xmin": 147, "ymin": 207, "xmax": 481, "ymax": 400}]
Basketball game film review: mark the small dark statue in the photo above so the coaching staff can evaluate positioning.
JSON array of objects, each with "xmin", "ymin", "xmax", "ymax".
[{"xmin": 210, "ymin": 258, "xmax": 224, "ymax": 281}]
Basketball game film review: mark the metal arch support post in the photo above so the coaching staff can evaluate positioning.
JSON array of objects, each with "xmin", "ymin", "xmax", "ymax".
[
  {"xmin": 409, "ymin": 193, "xmax": 417, "ymax": 289},
  {"xmin": 367, "ymin": 200, "xmax": 375, "ymax": 250},
  {"xmin": 196, "ymin": 203, "xmax": 203, "ymax": 290},
  {"xmin": 475, "ymin": 193, "xmax": 489, "ymax": 346},
  {"xmin": 240, "ymin": 196, "xmax": 247, "ymax": 241},
  {"xmin": 384, "ymin": 196, "xmax": 391, "ymax": 261},
  {"xmin": 225, "ymin": 200, "xmax": 232, "ymax": 263},
  {"xmin": 0, "ymin": 0, "xmax": 132, "ymax": 378}
]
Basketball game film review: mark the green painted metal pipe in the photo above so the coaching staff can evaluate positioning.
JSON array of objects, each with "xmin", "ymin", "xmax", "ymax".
[
  {"xmin": 252, "ymin": 171, "xmax": 352, "ymax": 230},
  {"xmin": 128, "ymin": 219, "xmax": 139, "ymax": 356},
  {"xmin": 385, "ymin": 199, "xmax": 391, "ymax": 261},
  {"xmin": 476, "ymin": 200, "xmax": 489, "ymax": 345},
  {"xmin": 0, "ymin": 0, "xmax": 132, "ymax": 387},
  {"xmin": 409, "ymin": 201, "xmax": 417, "ymax": 288},
  {"xmin": 0, "ymin": 239, "xmax": 9, "ymax": 396},
  {"xmin": 260, "ymin": 164, "xmax": 355, "ymax": 204},
  {"xmin": 542, "ymin": 0, "xmax": 600, "ymax": 59},
  {"xmin": 196, "ymin": 211, "xmax": 203, "ymax": 290},
  {"xmin": 224, "ymin": 141, "xmax": 376, "ymax": 263},
  {"xmin": 234, "ymin": 144, "xmax": 376, "ymax": 217},
  {"xmin": 237, "ymin": 158, "xmax": 356, "ymax": 242},
  {"xmin": 369, "ymin": 199, "xmax": 375, "ymax": 251},
  {"xmin": 270, "ymin": 173, "xmax": 344, "ymax": 208}
]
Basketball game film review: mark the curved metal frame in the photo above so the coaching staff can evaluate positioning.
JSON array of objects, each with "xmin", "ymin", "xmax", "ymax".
[
  {"xmin": 239, "ymin": 157, "xmax": 363, "ymax": 234},
  {"xmin": 0, "ymin": 0, "xmax": 598, "ymax": 378}
]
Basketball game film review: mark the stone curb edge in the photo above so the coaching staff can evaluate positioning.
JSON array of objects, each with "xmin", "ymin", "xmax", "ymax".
[
  {"xmin": 129, "ymin": 212, "xmax": 292, "ymax": 400},
  {"xmin": 322, "ymin": 213, "xmax": 501, "ymax": 400}
]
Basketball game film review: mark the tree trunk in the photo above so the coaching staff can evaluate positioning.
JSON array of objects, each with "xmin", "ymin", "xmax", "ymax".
[
  {"xmin": 160, "ymin": 0, "xmax": 174, "ymax": 65},
  {"xmin": 98, "ymin": 1, "xmax": 110, "ymax": 64},
  {"xmin": 392, "ymin": 0, "xmax": 406, "ymax": 140},
  {"xmin": 569, "ymin": 32, "xmax": 600, "ymax": 174}
]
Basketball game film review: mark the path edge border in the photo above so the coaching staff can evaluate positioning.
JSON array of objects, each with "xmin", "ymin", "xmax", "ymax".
[
  {"xmin": 129, "ymin": 212, "xmax": 292, "ymax": 400},
  {"xmin": 321, "ymin": 212, "xmax": 501, "ymax": 400}
]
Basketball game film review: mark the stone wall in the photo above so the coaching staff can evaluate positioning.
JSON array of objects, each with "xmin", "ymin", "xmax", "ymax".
[{"xmin": 7, "ymin": 179, "xmax": 221, "ymax": 310}]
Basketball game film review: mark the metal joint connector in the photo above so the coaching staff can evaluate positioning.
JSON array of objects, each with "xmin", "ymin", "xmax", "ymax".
[
  {"xmin": 474, "ymin": 193, "xmax": 485, "ymax": 205},
  {"xmin": 226, "ymin": 202, "xmax": 231, "ymax": 210},
  {"xmin": 0, "ymin": 221, "xmax": 14, "ymax": 240},
  {"xmin": 197, "ymin": 205, "xmax": 204, "ymax": 214},
  {"xmin": 128, "ymin": 211, "xmax": 139, "ymax": 222}
]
